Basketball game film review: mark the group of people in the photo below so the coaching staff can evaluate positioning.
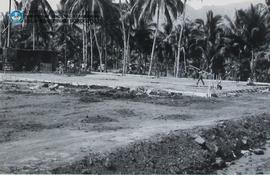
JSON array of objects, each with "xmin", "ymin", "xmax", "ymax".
[{"xmin": 56, "ymin": 61, "xmax": 89, "ymax": 74}]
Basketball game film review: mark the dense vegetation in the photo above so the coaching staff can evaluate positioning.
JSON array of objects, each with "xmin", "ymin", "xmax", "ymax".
[{"xmin": 1, "ymin": 0, "xmax": 270, "ymax": 82}]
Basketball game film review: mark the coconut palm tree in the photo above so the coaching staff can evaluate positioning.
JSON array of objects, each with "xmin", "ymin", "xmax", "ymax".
[
  {"xmin": 223, "ymin": 3, "xmax": 270, "ymax": 81},
  {"xmin": 118, "ymin": 0, "xmax": 134, "ymax": 75},
  {"xmin": 169, "ymin": 19, "xmax": 196, "ymax": 76},
  {"xmin": 175, "ymin": 0, "xmax": 187, "ymax": 78},
  {"xmin": 23, "ymin": 0, "xmax": 55, "ymax": 50},
  {"xmin": 132, "ymin": 20, "xmax": 155, "ymax": 74},
  {"xmin": 193, "ymin": 10, "xmax": 224, "ymax": 76},
  {"xmin": 132, "ymin": 0, "xmax": 184, "ymax": 76},
  {"xmin": 55, "ymin": 0, "xmax": 81, "ymax": 68},
  {"xmin": 65, "ymin": 0, "xmax": 119, "ymax": 72},
  {"xmin": 224, "ymin": 14, "xmax": 250, "ymax": 80},
  {"xmin": 233, "ymin": 4, "xmax": 270, "ymax": 81},
  {"xmin": 0, "ymin": 16, "xmax": 3, "ymax": 48}
]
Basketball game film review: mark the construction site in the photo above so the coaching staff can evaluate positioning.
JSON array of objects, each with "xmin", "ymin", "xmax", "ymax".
[{"xmin": 1, "ymin": 73, "xmax": 270, "ymax": 174}]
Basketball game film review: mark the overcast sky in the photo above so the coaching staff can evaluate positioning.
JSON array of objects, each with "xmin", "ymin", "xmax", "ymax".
[{"xmin": 0, "ymin": 0, "xmax": 265, "ymax": 13}]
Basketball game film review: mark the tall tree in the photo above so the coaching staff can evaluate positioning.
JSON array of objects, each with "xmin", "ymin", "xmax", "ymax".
[
  {"xmin": 0, "ymin": 13, "xmax": 8, "ymax": 48},
  {"xmin": 175, "ymin": 0, "xmax": 187, "ymax": 78},
  {"xmin": 7, "ymin": 0, "xmax": 11, "ymax": 48},
  {"xmin": 0, "ymin": 16, "xmax": 3, "ymax": 48},
  {"xmin": 23, "ymin": 0, "xmax": 55, "ymax": 50},
  {"xmin": 65, "ymin": 0, "xmax": 119, "ymax": 72},
  {"xmin": 193, "ymin": 10, "xmax": 224, "ymax": 76},
  {"xmin": 119, "ymin": 0, "xmax": 133, "ymax": 75},
  {"xmin": 133, "ymin": 0, "xmax": 184, "ymax": 76},
  {"xmin": 234, "ymin": 4, "xmax": 270, "ymax": 81},
  {"xmin": 55, "ymin": 0, "xmax": 81, "ymax": 67}
]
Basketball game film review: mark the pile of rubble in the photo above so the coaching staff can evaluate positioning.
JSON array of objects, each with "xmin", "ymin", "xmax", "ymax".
[
  {"xmin": 27, "ymin": 83, "xmax": 183, "ymax": 99},
  {"xmin": 29, "ymin": 83, "xmax": 65, "ymax": 91},
  {"xmin": 52, "ymin": 114, "xmax": 270, "ymax": 174}
]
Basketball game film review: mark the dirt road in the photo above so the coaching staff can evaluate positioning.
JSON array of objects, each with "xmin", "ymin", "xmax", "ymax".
[{"xmin": 0, "ymin": 81, "xmax": 270, "ymax": 173}]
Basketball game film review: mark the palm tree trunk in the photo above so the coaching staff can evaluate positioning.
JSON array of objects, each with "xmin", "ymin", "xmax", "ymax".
[
  {"xmin": 174, "ymin": 49, "xmax": 177, "ymax": 76},
  {"xmin": 82, "ymin": 18, "xmax": 85, "ymax": 64},
  {"xmin": 182, "ymin": 47, "xmax": 187, "ymax": 74},
  {"xmin": 176, "ymin": 32, "xmax": 182, "ymax": 77},
  {"xmin": 126, "ymin": 27, "xmax": 131, "ymax": 70},
  {"xmin": 120, "ymin": 0, "xmax": 127, "ymax": 76},
  {"xmin": 176, "ymin": 0, "xmax": 187, "ymax": 78},
  {"xmin": 7, "ymin": 0, "xmax": 11, "ymax": 48},
  {"xmin": 251, "ymin": 49, "xmax": 255, "ymax": 81},
  {"xmin": 93, "ymin": 26, "xmax": 102, "ymax": 72},
  {"xmin": 0, "ymin": 21, "xmax": 2, "ymax": 47},
  {"xmin": 86, "ymin": 23, "xmax": 88, "ymax": 65},
  {"xmin": 64, "ymin": 37, "xmax": 67, "ymax": 68},
  {"xmin": 148, "ymin": 4, "xmax": 160, "ymax": 76},
  {"xmin": 104, "ymin": 33, "xmax": 108, "ymax": 73},
  {"xmin": 90, "ymin": 26, "xmax": 93, "ymax": 72},
  {"xmin": 33, "ymin": 24, "xmax": 36, "ymax": 50}
]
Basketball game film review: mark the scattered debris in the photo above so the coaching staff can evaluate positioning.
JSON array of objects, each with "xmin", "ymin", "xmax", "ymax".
[
  {"xmin": 260, "ymin": 89, "xmax": 270, "ymax": 93},
  {"xmin": 194, "ymin": 135, "xmax": 206, "ymax": 146},
  {"xmin": 211, "ymin": 93, "xmax": 218, "ymax": 98},
  {"xmin": 146, "ymin": 89, "xmax": 153, "ymax": 96},
  {"xmin": 42, "ymin": 83, "xmax": 49, "ymax": 88},
  {"xmin": 252, "ymin": 149, "xmax": 265, "ymax": 155},
  {"xmin": 115, "ymin": 86, "xmax": 130, "ymax": 91},
  {"xmin": 213, "ymin": 157, "xmax": 226, "ymax": 168},
  {"xmin": 241, "ymin": 150, "xmax": 250, "ymax": 155},
  {"xmin": 49, "ymin": 84, "xmax": 59, "ymax": 91},
  {"xmin": 227, "ymin": 93, "xmax": 237, "ymax": 96},
  {"xmin": 29, "ymin": 85, "xmax": 41, "ymax": 90}
]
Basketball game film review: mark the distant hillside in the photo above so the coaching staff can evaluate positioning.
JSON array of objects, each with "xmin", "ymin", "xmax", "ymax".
[{"xmin": 186, "ymin": 0, "xmax": 264, "ymax": 20}]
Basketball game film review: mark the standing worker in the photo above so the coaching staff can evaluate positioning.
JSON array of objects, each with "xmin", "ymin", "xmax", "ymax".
[{"xmin": 196, "ymin": 69, "xmax": 205, "ymax": 86}]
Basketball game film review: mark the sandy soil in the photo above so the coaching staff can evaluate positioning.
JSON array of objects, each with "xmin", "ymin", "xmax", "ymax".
[{"xmin": 0, "ymin": 81, "xmax": 270, "ymax": 173}]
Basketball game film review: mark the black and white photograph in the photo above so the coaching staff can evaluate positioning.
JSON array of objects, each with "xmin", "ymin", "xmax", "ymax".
[{"xmin": 1, "ymin": 0, "xmax": 270, "ymax": 174}]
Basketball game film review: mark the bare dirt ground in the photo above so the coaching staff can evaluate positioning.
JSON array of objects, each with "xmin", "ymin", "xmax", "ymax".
[
  {"xmin": 0, "ymin": 77, "xmax": 270, "ymax": 173},
  {"xmin": 1, "ymin": 72, "xmax": 269, "ymax": 97}
]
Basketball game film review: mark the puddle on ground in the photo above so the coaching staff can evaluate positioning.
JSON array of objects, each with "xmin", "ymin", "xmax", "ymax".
[{"xmin": 217, "ymin": 140, "xmax": 270, "ymax": 175}]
